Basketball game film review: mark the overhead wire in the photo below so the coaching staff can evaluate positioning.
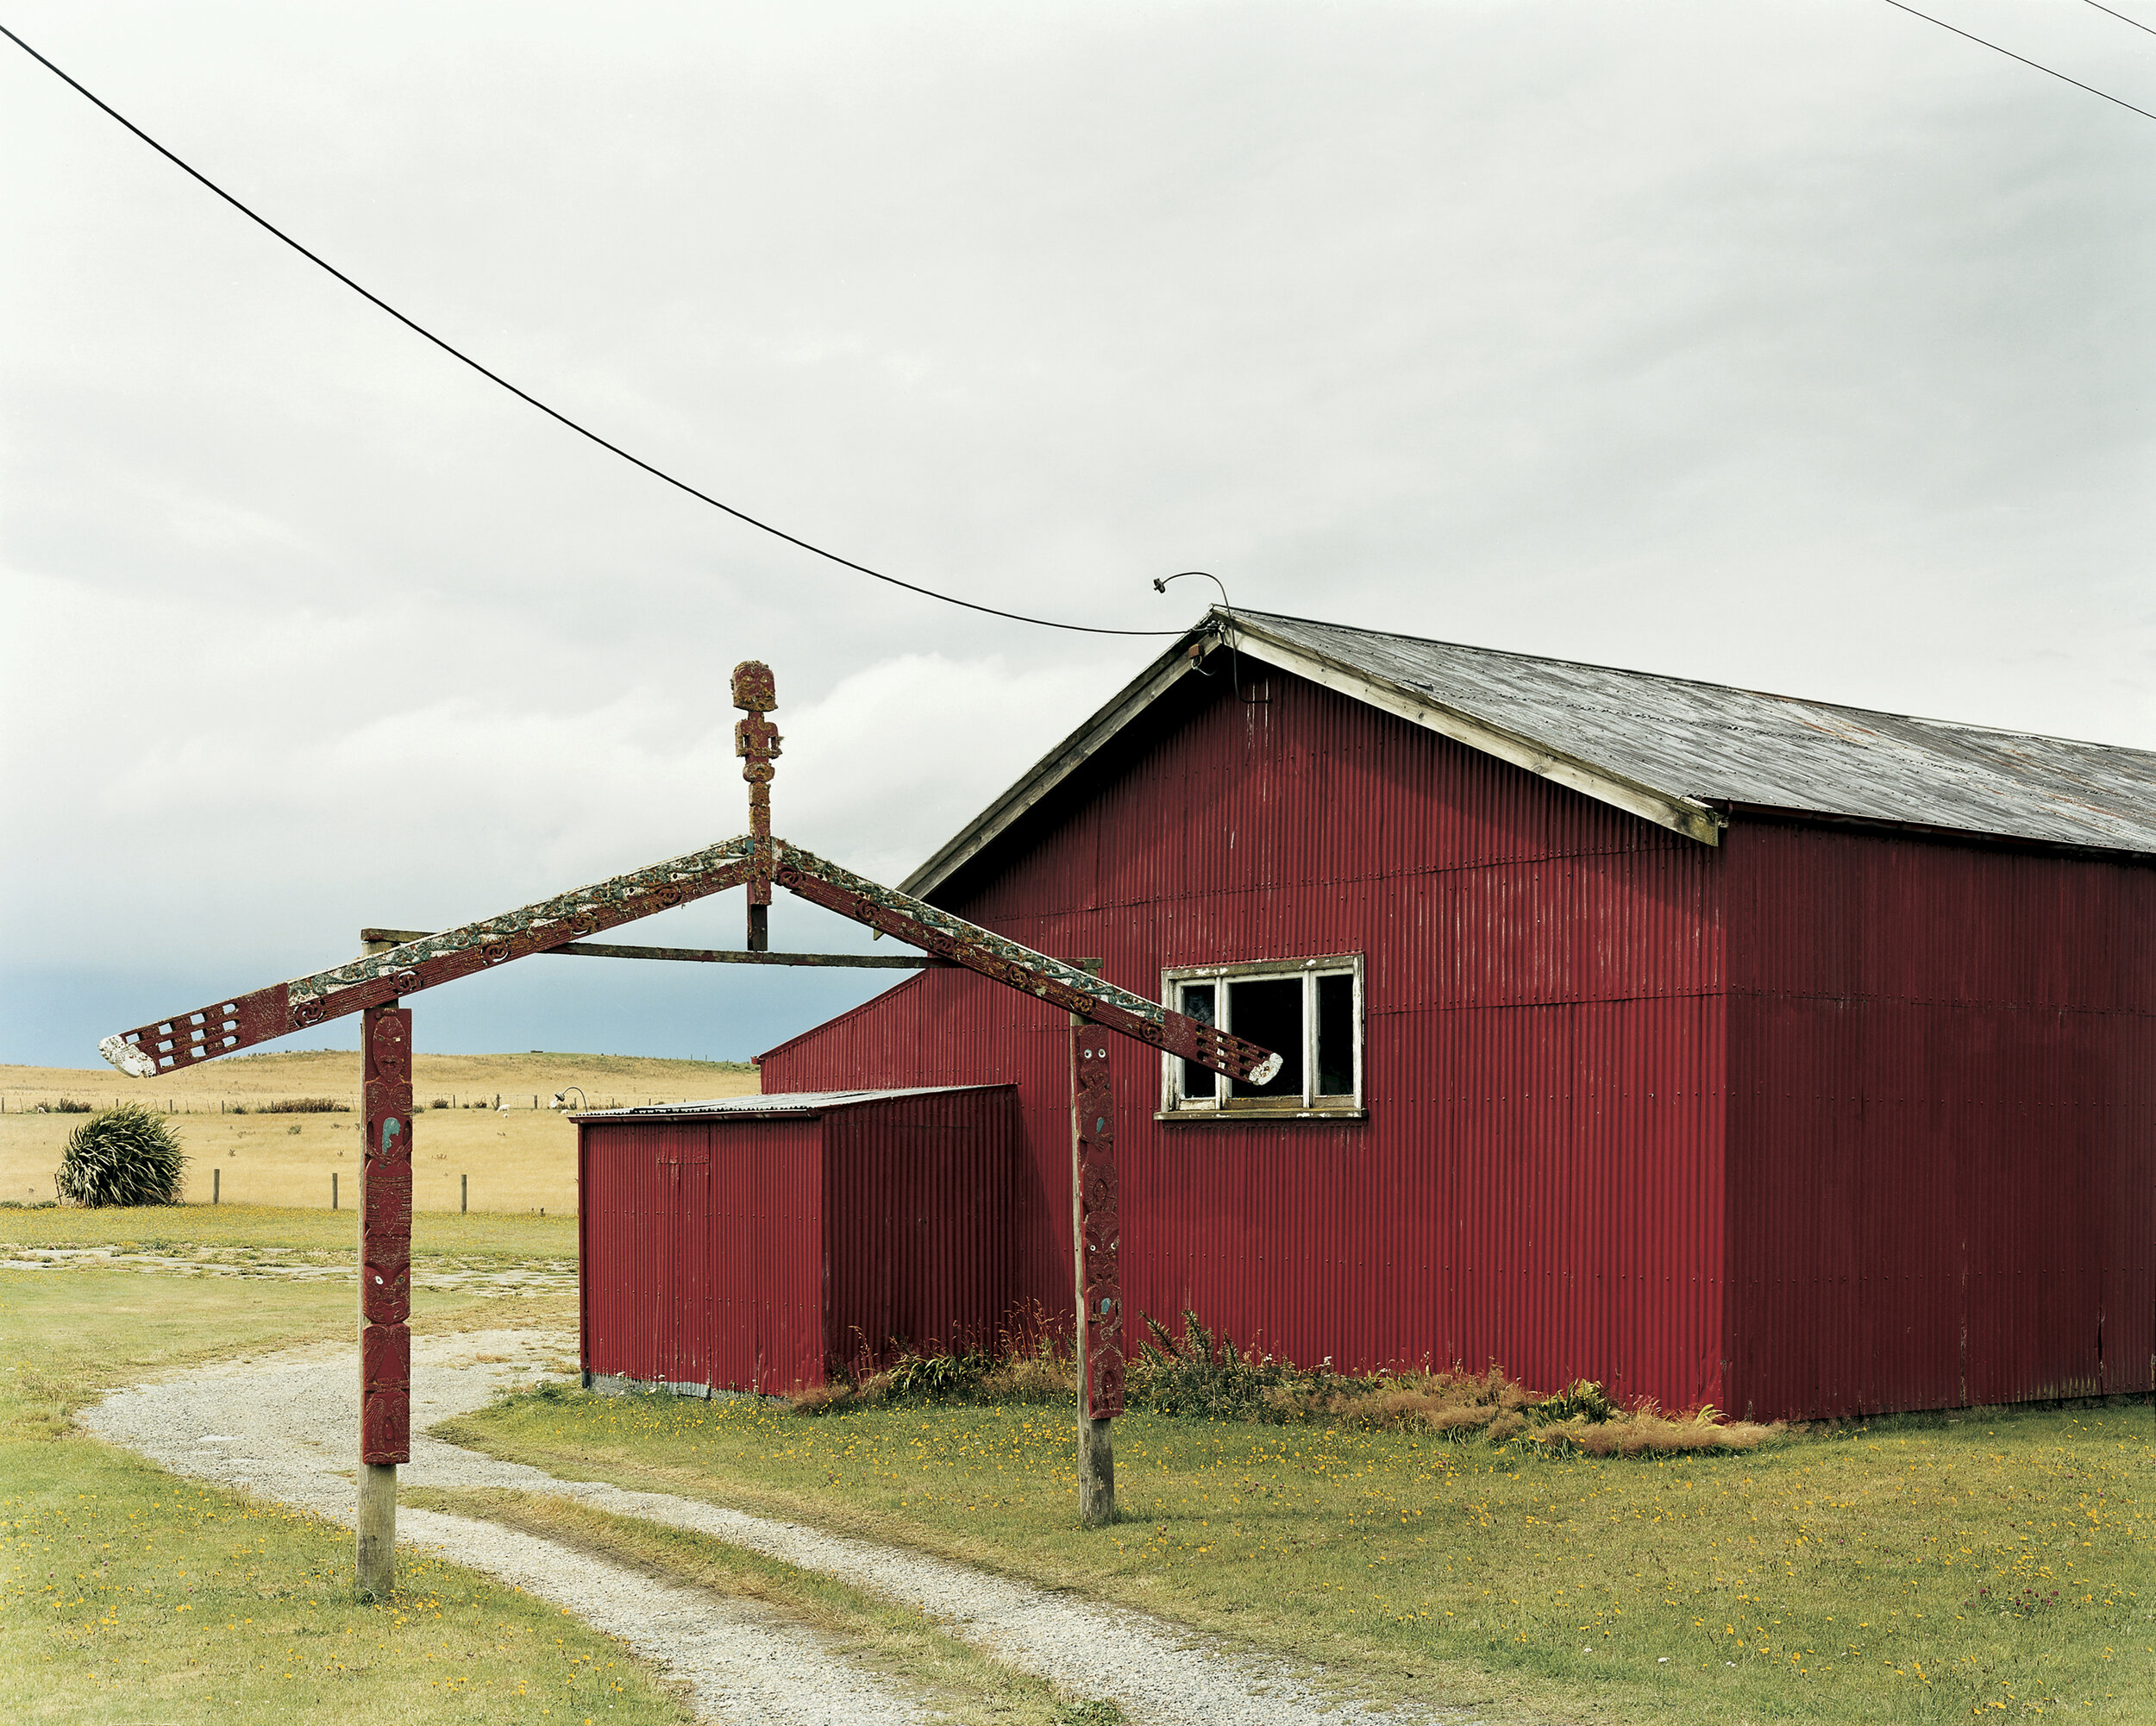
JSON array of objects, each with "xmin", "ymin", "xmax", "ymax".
[
  {"xmin": 1879, "ymin": 0, "xmax": 2156, "ymax": 121},
  {"xmin": 0, "ymin": 22, "xmax": 1184, "ymax": 638}
]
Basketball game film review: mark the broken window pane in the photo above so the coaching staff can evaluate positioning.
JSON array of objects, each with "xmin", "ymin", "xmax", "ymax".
[
  {"xmin": 1179, "ymin": 982, "xmax": 1217, "ymax": 1102},
  {"xmin": 1228, "ymin": 977, "xmax": 1302, "ymax": 1100},
  {"xmin": 1316, "ymin": 972, "xmax": 1354, "ymax": 1096}
]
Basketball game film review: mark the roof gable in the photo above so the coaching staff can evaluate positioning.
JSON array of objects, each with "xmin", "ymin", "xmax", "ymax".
[{"xmin": 904, "ymin": 608, "xmax": 2156, "ymax": 898}]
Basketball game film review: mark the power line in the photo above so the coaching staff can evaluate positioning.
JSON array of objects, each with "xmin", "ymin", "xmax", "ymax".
[
  {"xmin": 1880, "ymin": 1, "xmax": 2156, "ymax": 122},
  {"xmin": 0, "ymin": 22, "xmax": 1183, "ymax": 639},
  {"xmin": 2084, "ymin": 1, "xmax": 2156, "ymax": 42}
]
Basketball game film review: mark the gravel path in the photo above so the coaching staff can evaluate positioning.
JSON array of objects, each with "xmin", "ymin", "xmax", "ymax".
[
  {"xmin": 84, "ymin": 1328, "xmax": 1490, "ymax": 1725},
  {"xmin": 3, "ymin": 1241, "xmax": 576, "ymax": 1293}
]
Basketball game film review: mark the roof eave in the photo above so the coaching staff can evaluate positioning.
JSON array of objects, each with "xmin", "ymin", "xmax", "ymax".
[
  {"xmin": 901, "ymin": 631, "xmax": 1206, "ymax": 899},
  {"xmin": 1716, "ymin": 800, "xmax": 2156, "ymax": 866}
]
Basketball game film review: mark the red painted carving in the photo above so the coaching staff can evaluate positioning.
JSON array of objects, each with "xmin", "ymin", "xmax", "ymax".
[
  {"xmin": 777, "ymin": 850, "xmax": 1281, "ymax": 1088},
  {"xmin": 360, "ymin": 1003, "xmax": 413, "ymax": 1464},
  {"xmin": 362, "ymin": 1262, "xmax": 411, "ymax": 1327},
  {"xmin": 361, "ymin": 1322, "xmax": 410, "ymax": 1394},
  {"xmin": 361, "ymin": 1390, "xmax": 410, "ymax": 1464},
  {"xmin": 1072, "ymin": 1027, "xmax": 1123, "ymax": 1420}
]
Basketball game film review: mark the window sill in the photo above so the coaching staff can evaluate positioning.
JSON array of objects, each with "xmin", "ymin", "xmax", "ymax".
[{"xmin": 1155, "ymin": 1108, "xmax": 1366, "ymax": 1125}]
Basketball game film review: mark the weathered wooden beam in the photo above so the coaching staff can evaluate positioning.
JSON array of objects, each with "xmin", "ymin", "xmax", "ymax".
[
  {"xmin": 1069, "ymin": 960, "xmax": 1119, "ymax": 1529},
  {"xmin": 776, "ymin": 844, "xmax": 1284, "ymax": 1086},
  {"xmin": 100, "ymin": 837, "xmax": 759, "ymax": 1076},
  {"xmin": 358, "ymin": 930, "xmax": 948, "ymax": 969},
  {"xmin": 355, "ymin": 994, "xmax": 412, "ymax": 1599}
]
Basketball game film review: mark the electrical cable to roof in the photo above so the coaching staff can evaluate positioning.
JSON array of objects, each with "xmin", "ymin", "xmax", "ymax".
[
  {"xmin": 0, "ymin": 22, "xmax": 1185, "ymax": 639},
  {"xmin": 1153, "ymin": 571, "xmax": 1265, "ymax": 700},
  {"xmin": 1881, "ymin": 1, "xmax": 2156, "ymax": 121}
]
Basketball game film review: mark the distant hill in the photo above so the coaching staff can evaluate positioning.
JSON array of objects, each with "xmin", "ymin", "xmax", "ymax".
[{"xmin": 2, "ymin": 1051, "xmax": 758, "ymax": 1109}]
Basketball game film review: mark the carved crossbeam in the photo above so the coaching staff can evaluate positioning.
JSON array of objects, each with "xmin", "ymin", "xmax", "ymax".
[
  {"xmin": 356, "ymin": 930, "xmax": 948, "ymax": 969},
  {"xmin": 775, "ymin": 844, "xmax": 1284, "ymax": 1087},
  {"xmin": 103, "ymin": 833, "xmax": 1281, "ymax": 1087},
  {"xmin": 100, "ymin": 837, "xmax": 757, "ymax": 1076}
]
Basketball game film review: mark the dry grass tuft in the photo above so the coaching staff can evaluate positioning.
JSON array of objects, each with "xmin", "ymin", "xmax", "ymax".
[{"xmin": 787, "ymin": 1308, "xmax": 1785, "ymax": 1457}]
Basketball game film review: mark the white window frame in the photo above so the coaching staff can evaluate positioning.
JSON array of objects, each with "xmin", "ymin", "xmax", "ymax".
[{"xmin": 1156, "ymin": 953, "xmax": 1365, "ymax": 1120}]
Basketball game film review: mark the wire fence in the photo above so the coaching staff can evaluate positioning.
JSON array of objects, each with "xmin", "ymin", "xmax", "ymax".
[{"xmin": 1, "ymin": 1092, "xmax": 697, "ymax": 1116}]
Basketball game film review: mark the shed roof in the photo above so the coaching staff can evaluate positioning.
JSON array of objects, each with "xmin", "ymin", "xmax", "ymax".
[
  {"xmin": 905, "ymin": 607, "xmax": 2156, "ymax": 896},
  {"xmin": 573, "ymin": 1085, "xmax": 1006, "ymax": 1122}
]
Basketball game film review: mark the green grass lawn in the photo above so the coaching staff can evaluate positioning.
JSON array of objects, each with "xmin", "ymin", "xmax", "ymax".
[
  {"xmin": 444, "ymin": 1386, "xmax": 2156, "ymax": 1724},
  {"xmin": 0, "ymin": 1264, "xmax": 683, "ymax": 1723},
  {"xmin": 0, "ymin": 1202, "xmax": 577, "ymax": 1263}
]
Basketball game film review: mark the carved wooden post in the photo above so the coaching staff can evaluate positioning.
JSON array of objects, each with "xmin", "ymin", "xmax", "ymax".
[
  {"xmin": 733, "ymin": 662, "xmax": 780, "ymax": 953},
  {"xmin": 357, "ymin": 996, "xmax": 413, "ymax": 1599},
  {"xmin": 1070, "ymin": 971, "xmax": 1122, "ymax": 1528}
]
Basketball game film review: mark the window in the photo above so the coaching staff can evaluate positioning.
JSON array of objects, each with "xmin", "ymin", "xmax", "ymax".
[{"xmin": 1159, "ymin": 954, "xmax": 1363, "ymax": 1118}]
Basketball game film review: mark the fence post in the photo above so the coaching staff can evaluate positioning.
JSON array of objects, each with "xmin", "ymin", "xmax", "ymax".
[
  {"xmin": 461, "ymin": 1173, "xmax": 467, "ymax": 1214},
  {"xmin": 212, "ymin": 1168, "xmax": 219, "ymax": 1205}
]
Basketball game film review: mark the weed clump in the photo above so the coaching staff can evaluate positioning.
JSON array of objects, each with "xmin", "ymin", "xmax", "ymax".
[
  {"xmin": 55, "ymin": 1103, "xmax": 189, "ymax": 1207},
  {"xmin": 794, "ymin": 1305, "xmax": 1075, "ymax": 1415},
  {"xmin": 787, "ymin": 1304, "xmax": 1787, "ymax": 1455}
]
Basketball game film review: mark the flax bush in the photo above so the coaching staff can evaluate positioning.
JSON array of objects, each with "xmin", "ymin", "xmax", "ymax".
[{"xmin": 55, "ymin": 1102, "xmax": 189, "ymax": 1207}]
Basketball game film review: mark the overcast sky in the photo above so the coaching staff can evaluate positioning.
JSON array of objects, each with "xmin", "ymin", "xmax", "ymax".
[{"xmin": 4, "ymin": 0, "xmax": 2152, "ymax": 1070}]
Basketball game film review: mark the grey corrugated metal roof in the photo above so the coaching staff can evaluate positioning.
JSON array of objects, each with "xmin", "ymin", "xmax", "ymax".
[
  {"xmin": 1235, "ymin": 609, "xmax": 2156, "ymax": 856},
  {"xmin": 573, "ymin": 1085, "xmax": 1004, "ymax": 1121},
  {"xmin": 903, "ymin": 608, "xmax": 2156, "ymax": 901}
]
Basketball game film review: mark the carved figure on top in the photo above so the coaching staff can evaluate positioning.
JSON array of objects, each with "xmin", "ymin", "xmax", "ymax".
[
  {"xmin": 732, "ymin": 662, "xmax": 781, "ymax": 946},
  {"xmin": 732, "ymin": 662, "xmax": 781, "ymax": 786}
]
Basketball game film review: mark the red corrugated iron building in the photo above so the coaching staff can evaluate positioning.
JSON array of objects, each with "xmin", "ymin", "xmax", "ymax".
[
  {"xmin": 580, "ymin": 1086, "xmax": 1019, "ymax": 1396},
  {"xmin": 602, "ymin": 609, "xmax": 2156, "ymax": 1417}
]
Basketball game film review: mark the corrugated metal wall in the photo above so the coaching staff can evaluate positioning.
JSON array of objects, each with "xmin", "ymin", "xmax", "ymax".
[
  {"xmin": 824, "ymin": 1089, "xmax": 1022, "ymax": 1377},
  {"xmin": 580, "ymin": 1115, "xmax": 824, "ymax": 1394},
  {"xmin": 1725, "ymin": 822, "xmax": 2156, "ymax": 1419},
  {"xmin": 761, "ymin": 671, "xmax": 1734, "ymax": 1413},
  {"xmin": 580, "ymin": 1089, "xmax": 1020, "ymax": 1393}
]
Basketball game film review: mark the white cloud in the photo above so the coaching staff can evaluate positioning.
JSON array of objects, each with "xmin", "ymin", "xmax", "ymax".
[{"xmin": 5, "ymin": 0, "xmax": 2154, "ymax": 1062}]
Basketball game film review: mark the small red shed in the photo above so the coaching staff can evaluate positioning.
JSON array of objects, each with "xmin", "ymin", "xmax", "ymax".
[
  {"xmin": 577, "ymin": 1085, "xmax": 1020, "ymax": 1396},
  {"xmin": 757, "ymin": 608, "xmax": 2156, "ymax": 1422}
]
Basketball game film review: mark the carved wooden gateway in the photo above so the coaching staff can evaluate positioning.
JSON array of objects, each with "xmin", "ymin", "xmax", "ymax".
[{"xmin": 100, "ymin": 662, "xmax": 1280, "ymax": 1592}]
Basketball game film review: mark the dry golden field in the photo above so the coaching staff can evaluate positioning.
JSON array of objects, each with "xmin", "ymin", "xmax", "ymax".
[{"xmin": 0, "ymin": 1049, "xmax": 757, "ymax": 1213}]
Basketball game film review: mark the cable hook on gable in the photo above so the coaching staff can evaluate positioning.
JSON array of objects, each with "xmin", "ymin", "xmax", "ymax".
[{"xmin": 1152, "ymin": 572, "xmax": 1266, "ymax": 702}]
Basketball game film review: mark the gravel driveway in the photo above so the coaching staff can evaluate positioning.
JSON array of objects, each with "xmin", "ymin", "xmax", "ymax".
[{"xmin": 85, "ymin": 1327, "xmax": 1490, "ymax": 1725}]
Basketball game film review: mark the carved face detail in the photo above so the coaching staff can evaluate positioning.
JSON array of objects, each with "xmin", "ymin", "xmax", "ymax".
[
  {"xmin": 362, "ymin": 1259, "xmax": 411, "ymax": 1325},
  {"xmin": 368, "ymin": 1012, "xmax": 411, "ymax": 1081}
]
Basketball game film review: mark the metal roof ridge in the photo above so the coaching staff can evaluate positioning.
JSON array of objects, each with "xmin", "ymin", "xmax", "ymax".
[
  {"xmin": 1233, "ymin": 606, "xmax": 2152, "ymax": 757},
  {"xmin": 899, "ymin": 606, "xmax": 2156, "ymax": 903}
]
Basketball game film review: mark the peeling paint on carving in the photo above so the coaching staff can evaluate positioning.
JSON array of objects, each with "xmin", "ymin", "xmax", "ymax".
[
  {"xmin": 97, "ymin": 1035, "xmax": 157, "ymax": 1078},
  {"xmin": 775, "ymin": 843, "xmax": 1282, "ymax": 1085},
  {"xmin": 101, "ymin": 835, "xmax": 756, "ymax": 1073}
]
